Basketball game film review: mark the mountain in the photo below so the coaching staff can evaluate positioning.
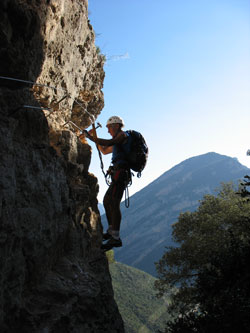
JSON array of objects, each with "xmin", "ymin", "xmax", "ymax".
[
  {"xmin": 109, "ymin": 261, "xmax": 169, "ymax": 333},
  {"xmin": 105, "ymin": 152, "xmax": 250, "ymax": 276}
]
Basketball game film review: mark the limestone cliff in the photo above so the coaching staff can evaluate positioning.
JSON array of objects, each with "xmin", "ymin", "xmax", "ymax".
[{"xmin": 0, "ymin": 0, "xmax": 124, "ymax": 332}]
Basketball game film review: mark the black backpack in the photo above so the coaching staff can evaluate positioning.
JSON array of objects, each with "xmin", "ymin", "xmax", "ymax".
[{"xmin": 125, "ymin": 130, "xmax": 148, "ymax": 176}]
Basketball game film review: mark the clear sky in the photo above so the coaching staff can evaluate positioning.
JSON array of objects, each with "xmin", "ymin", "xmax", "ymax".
[{"xmin": 87, "ymin": 0, "xmax": 250, "ymax": 202}]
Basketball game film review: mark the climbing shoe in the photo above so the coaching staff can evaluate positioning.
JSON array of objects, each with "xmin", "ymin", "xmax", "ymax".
[
  {"xmin": 101, "ymin": 237, "xmax": 122, "ymax": 251},
  {"xmin": 102, "ymin": 232, "xmax": 112, "ymax": 241}
]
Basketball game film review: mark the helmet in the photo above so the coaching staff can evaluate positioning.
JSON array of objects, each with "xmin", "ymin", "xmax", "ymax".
[{"xmin": 106, "ymin": 116, "xmax": 124, "ymax": 127}]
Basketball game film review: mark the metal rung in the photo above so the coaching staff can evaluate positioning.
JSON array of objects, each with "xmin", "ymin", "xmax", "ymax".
[
  {"xmin": 45, "ymin": 95, "xmax": 69, "ymax": 118},
  {"xmin": 63, "ymin": 120, "xmax": 83, "ymax": 132}
]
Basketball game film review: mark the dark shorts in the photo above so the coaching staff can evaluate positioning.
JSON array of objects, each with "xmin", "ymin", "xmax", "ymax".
[{"xmin": 105, "ymin": 168, "xmax": 131, "ymax": 202}]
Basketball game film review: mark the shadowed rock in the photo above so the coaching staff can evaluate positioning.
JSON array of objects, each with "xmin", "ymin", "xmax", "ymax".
[{"xmin": 0, "ymin": 0, "xmax": 123, "ymax": 332}]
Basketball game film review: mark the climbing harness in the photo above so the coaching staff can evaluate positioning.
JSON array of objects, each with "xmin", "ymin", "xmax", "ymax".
[{"xmin": 105, "ymin": 166, "xmax": 132, "ymax": 208}]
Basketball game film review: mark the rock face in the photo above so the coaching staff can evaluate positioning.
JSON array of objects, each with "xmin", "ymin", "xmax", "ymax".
[{"xmin": 0, "ymin": 0, "xmax": 124, "ymax": 332}]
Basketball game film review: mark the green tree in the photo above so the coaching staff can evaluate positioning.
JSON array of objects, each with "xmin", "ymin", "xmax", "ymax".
[{"xmin": 155, "ymin": 182, "xmax": 250, "ymax": 332}]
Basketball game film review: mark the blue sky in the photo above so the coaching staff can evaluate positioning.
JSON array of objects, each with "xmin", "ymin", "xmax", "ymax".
[{"xmin": 87, "ymin": 0, "xmax": 250, "ymax": 202}]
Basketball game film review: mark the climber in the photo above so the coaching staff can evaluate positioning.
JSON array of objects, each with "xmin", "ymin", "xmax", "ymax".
[{"xmin": 84, "ymin": 116, "xmax": 131, "ymax": 251}]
